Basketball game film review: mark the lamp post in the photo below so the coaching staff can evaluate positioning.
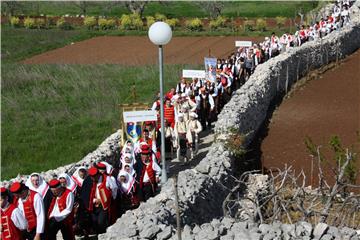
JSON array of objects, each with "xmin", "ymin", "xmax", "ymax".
[{"xmin": 148, "ymin": 22, "xmax": 172, "ymax": 184}]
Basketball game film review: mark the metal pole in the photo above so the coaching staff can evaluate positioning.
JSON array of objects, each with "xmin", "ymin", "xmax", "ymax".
[
  {"xmin": 174, "ymin": 176, "xmax": 182, "ymax": 240},
  {"xmin": 159, "ymin": 45, "xmax": 167, "ymax": 184}
]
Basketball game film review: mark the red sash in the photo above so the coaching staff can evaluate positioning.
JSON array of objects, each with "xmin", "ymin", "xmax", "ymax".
[
  {"xmin": 1, "ymin": 204, "xmax": 22, "ymax": 240},
  {"xmin": 23, "ymin": 190, "xmax": 37, "ymax": 232}
]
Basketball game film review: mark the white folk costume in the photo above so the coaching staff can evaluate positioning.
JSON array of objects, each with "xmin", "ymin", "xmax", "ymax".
[
  {"xmin": 0, "ymin": 187, "xmax": 27, "ymax": 240},
  {"xmin": 58, "ymin": 173, "xmax": 77, "ymax": 193},
  {"xmin": 174, "ymin": 114, "xmax": 188, "ymax": 162},
  {"xmin": 186, "ymin": 112, "xmax": 203, "ymax": 159},
  {"xmin": 117, "ymin": 170, "xmax": 139, "ymax": 210},
  {"xmin": 71, "ymin": 166, "xmax": 87, "ymax": 188}
]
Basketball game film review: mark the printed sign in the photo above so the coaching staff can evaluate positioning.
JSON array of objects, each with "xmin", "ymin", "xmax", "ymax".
[
  {"xmin": 204, "ymin": 57, "xmax": 217, "ymax": 82},
  {"xmin": 182, "ymin": 70, "xmax": 206, "ymax": 79},
  {"xmin": 123, "ymin": 110, "xmax": 157, "ymax": 123},
  {"xmin": 235, "ymin": 41, "xmax": 253, "ymax": 47}
]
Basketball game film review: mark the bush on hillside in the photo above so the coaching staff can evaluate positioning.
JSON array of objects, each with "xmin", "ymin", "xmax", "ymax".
[
  {"xmin": 84, "ymin": 16, "xmax": 97, "ymax": 30},
  {"xmin": 120, "ymin": 14, "xmax": 143, "ymax": 30},
  {"xmin": 56, "ymin": 17, "xmax": 74, "ymax": 30},
  {"xmin": 98, "ymin": 18, "xmax": 117, "ymax": 30},
  {"xmin": 146, "ymin": 16, "xmax": 155, "ymax": 28},
  {"xmin": 209, "ymin": 16, "xmax": 227, "ymax": 30},
  {"xmin": 276, "ymin": 16, "xmax": 286, "ymax": 28},
  {"xmin": 10, "ymin": 17, "xmax": 21, "ymax": 27},
  {"xmin": 24, "ymin": 18, "xmax": 36, "ymax": 29},
  {"xmin": 185, "ymin": 18, "xmax": 203, "ymax": 31},
  {"xmin": 256, "ymin": 18, "xmax": 267, "ymax": 32},
  {"xmin": 244, "ymin": 19, "xmax": 255, "ymax": 31},
  {"xmin": 35, "ymin": 18, "xmax": 46, "ymax": 29},
  {"xmin": 165, "ymin": 18, "xmax": 179, "ymax": 30},
  {"xmin": 155, "ymin": 13, "xmax": 166, "ymax": 21}
]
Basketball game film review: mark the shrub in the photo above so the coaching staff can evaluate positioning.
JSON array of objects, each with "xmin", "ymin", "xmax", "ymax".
[
  {"xmin": 120, "ymin": 14, "xmax": 143, "ymax": 30},
  {"xmin": 155, "ymin": 13, "xmax": 166, "ymax": 21},
  {"xmin": 243, "ymin": 19, "xmax": 255, "ymax": 31},
  {"xmin": 275, "ymin": 16, "xmax": 286, "ymax": 28},
  {"xmin": 209, "ymin": 16, "xmax": 227, "ymax": 30},
  {"xmin": 185, "ymin": 18, "xmax": 203, "ymax": 31},
  {"xmin": 35, "ymin": 18, "xmax": 46, "ymax": 29},
  {"xmin": 84, "ymin": 16, "xmax": 97, "ymax": 29},
  {"xmin": 146, "ymin": 16, "xmax": 155, "ymax": 28},
  {"xmin": 165, "ymin": 18, "xmax": 179, "ymax": 30},
  {"xmin": 98, "ymin": 18, "xmax": 117, "ymax": 30},
  {"xmin": 256, "ymin": 18, "xmax": 267, "ymax": 32},
  {"xmin": 24, "ymin": 18, "xmax": 36, "ymax": 29},
  {"xmin": 10, "ymin": 17, "xmax": 20, "ymax": 27},
  {"xmin": 56, "ymin": 17, "xmax": 73, "ymax": 30}
]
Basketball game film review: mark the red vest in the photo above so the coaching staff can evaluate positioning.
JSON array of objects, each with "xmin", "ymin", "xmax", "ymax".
[
  {"xmin": 140, "ymin": 161, "xmax": 156, "ymax": 189},
  {"xmin": 139, "ymin": 137, "xmax": 153, "ymax": 147},
  {"xmin": 1, "ymin": 204, "xmax": 22, "ymax": 240},
  {"xmin": 22, "ymin": 190, "xmax": 37, "ymax": 232},
  {"xmin": 98, "ymin": 175, "xmax": 112, "ymax": 211},
  {"xmin": 48, "ymin": 189, "xmax": 74, "ymax": 224},
  {"xmin": 164, "ymin": 106, "xmax": 175, "ymax": 125}
]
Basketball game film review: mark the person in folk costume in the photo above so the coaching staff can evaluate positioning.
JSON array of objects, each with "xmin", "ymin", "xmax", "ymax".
[
  {"xmin": 121, "ymin": 140, "xmax": 137, "ymax": 164},
  {"xmin": 175, "ymin": 93, "xmax": 197, "ymax": 122},
  {"xmin": 174, "ymin": 113, "xmax": 189, "ymax": 163},
  {"xmin": 186, "ymin": 112, "xmax": 203, "ymax": 160},
  {"xmin": 58, "ymin": 173, "xmax": 77, "ymax": 194},
  {"xmin": 164, "ymin": 98, "xmax": 175, "ymax": 129},
  {"xmin": 117, "ymin": 170, "xmax": 139, "ymax": 213},
  {"xmin": 9, "ymin": 182, "xmax": 45, "ymax": 240},
  {"xmin": 46, "ymin": 179, "xmax": 75, "ymax": 240},
  {"xmin": 79, "ymin": 167, "xmax": 116, "ymax": 234},
  {"xmin": 120, "ymin": 153, "xmax": 135, "ymax": 171},
  {"xmin": 175, "ymin": 77, "xmax": 186, "ymax": 94},
  {"xmin": 138, "ymin": 128, "xmax": 158, "ymax": 163},
  {"xmin": 71, "ymin": 167, "xmax": 87, "ymax": 191},
  {"xmin": 25, "ymin": 173, "xmax": 52, "ymax": 220},
  {"xmin": 196, "ymin": 87, "xmax": 215, "ymax": 130},
  {"xmin": 151, "ymin": 92, "xmax": 161, "ymax": 111},
  {"xmin": 123, "ymin": 164, "xmax": 136, "ymax": 177},
  {"xmin": 70, "ymin": 167, "xmax": 87, "ymax": 236},
  {"xmin": 0, "ymin": 187, "xmax": 27, "ymax": 240},
  {"xmin": 165, "ymin": 88, "xmax": 176, "ymax": 101},
  {"xmin": 184, "ymin": 82, "xmax": 193, "ymax": 97},
  {"xmin": 133, "ymin": 144, "xmax": 161, "ymax": 202},
  {"xmin": 162, "ymin": 119, "xmax": 175, "ymax": 160},
  {"xmin": 95, "ymin": 162, "xmax": 118, "ymax": 224}
]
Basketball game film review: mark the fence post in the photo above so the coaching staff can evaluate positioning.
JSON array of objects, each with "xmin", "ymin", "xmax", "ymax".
[{"xmin": 174, "ymin": 176, "xmax": 182, "ymax": 240}]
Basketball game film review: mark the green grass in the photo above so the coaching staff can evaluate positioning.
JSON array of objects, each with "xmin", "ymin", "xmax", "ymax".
[
  {"xmin": 2, "ymin": 1, "xmax": 318, "ymax": 18},
  {"xmin": 1, "ymin": 63, "xmax": 200, "ymax": 179}
]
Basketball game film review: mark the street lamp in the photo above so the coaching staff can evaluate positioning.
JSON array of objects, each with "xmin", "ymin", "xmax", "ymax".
[{"xmin": 148, "ymin": 22, "xmax": 172, "ymax": 184}]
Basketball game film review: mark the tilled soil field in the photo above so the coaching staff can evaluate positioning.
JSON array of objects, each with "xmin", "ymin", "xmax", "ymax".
[
  {"xmin": 260, "ymin": 49, "xmax": 360, "ymax": 185},
  {"xmin": 22, "ymin": 36, "xmax": 263, "ymax": 65}
]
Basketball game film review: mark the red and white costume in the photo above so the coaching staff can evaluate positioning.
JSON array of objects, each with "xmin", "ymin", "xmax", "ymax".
[{"xmin": 58, "ymin": 173, "xmax": 77, "ymax": 193}]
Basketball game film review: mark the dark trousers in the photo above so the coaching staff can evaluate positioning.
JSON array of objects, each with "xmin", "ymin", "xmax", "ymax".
[
  {"xmin": 22, "ymin": 229, "xmax": 45, "ymax": 240},
  {"xmin": 199, "ymin": 109, "xmax": 211, "ymax": 130},
  {"xmin": 47, "ymin": 218, "xmax": 75, "ymax": 240},
  {"xmin": 91, "ymin": 207, "xmax": 109, "ymax": 234},
  {"xmin": 140, "ymin": 183, "xmax": 155, "ymax": 202}
]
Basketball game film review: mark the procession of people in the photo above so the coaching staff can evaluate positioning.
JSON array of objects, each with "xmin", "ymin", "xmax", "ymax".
[{"xmin": 1, "ymin": 1, "xmax": 354, "ymax": 239}]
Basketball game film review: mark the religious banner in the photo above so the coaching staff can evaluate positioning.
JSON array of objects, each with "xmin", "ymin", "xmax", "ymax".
[
  {"xmin": 182, "ymin": 70, "xmax": 206, "ymax": 79},
  {"xmin": 235, "ymin": 41, "xmax": 252, "ymax": 47},
  {"xmin": 123, "ymin": 110, "xmax": 157, "ymax": 143},
  {"xmin": 204, "ymin": 57, "xmax": 217, "ymax": 82}
]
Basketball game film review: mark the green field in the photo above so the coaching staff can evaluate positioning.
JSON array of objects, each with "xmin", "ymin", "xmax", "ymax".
[
  {"xmin": 1, "ymin": 26, "xmax": 199, "ymax": 179},
  {"xmin": 2, "ymin": 1, "xmax": 318, "ymax": 18}
]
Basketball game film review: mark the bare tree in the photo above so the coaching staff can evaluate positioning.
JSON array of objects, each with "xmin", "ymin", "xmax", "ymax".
[
  {"xmin": 73, "ymin": 1, "xmax": 90, "ymax": 16},
  {"xmin": 124, "ymin": 1, "xmax": 148, "ymax": 17},
  {"xmin": 198, "ymin": 2, "xmax": 225, "ymax": 18}
]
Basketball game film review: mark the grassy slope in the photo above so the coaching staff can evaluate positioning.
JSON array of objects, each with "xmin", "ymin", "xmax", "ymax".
[
  {"xmin": 1, "ymin": 26, "xmax": 197, "ymax": 179},
  {"xmin": 2, "ymin": 1, "xmax": 317, "ymax": 18}
]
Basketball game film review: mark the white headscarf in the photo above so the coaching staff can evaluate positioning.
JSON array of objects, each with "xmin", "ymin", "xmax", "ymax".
[
  {"xmin": 99, "ymin": 161, "xmax": 114, "ymax": 175},
  {"xmin": 71, "ymin": 166, "xmax": 86, "ymax": 187},
  {"xmin": 58, "ymin": 173, "xmax": 77, "ymax": 193},
  {"xmin": 121, "ymin": 140, "xmax": 136, "ymax": 163},
  {"xmin": 117, "ymin": 170, "xmax": 135, "ymax": 194},
  {"xmin": 121, "ymin": 153, "xmax": 134, "ymax": 168},
  {"xmin": 122, "ymin": 164, "xmax": 136, "ymax": 177},
  {"xmin": 25, "ymin": 173, "xmax": 49, "ymax": 198}
]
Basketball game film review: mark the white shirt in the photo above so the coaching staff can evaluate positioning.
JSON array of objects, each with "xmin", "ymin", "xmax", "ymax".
[
  {"xmin": 17, "ymin": 192, "xmax": 45, "ymax": 234},
  {"xmin": 49, "ymin": 191, "xmax": 74, "ymax": 222},
  {"xmin": 195, "ymin": 94, "xmax": 215, "ymax": 110},
  {"xmin": 95, "ymin": 176, "xmax": 118, "ymax": 201},
  {"xmin": 143, "ymin": 161, "xmax": 161, "ymax": 183},
  {"xmin": 1, "ymin": 203, "xmax": 28, "ymax": 231}
]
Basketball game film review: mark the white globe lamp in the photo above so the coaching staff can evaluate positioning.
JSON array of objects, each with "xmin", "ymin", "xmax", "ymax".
[{"xmin": 148, "ymin": 21, "xmax": 172, "ymax": 46}]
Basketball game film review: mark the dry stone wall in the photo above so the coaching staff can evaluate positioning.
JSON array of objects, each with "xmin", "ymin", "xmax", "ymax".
[{"xmin": 99, "ymin": 2, "xmax": 360, "ymax": 239}]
